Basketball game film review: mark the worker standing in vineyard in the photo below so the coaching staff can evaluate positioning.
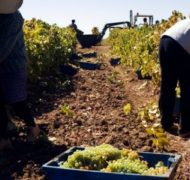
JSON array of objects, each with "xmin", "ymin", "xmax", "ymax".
[
  {"xmin": 143, "ymin": 18, "xmax": 148, "ymax": 26},
  {"xmin": 69, "ymin": 19, "xmax": 78, "ymax": 31},
  {"xmin": 159, "ymin": 18, "xmax": 190, "ymax": 138},
  {"xmin": 69, "ymin": 19, "xmax": 84, "ymax": 35},
  {"xmin": 0, "ymin": 0, "xmax": 41, "ymax": 151}
]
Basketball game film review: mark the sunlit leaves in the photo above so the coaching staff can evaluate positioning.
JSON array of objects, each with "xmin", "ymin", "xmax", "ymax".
[
  {"xmin": 24, "ymin": 18, "xmax": 77, "ymax": 80},
  {"xmin": 107, "ymin": 11, "xmax": 185, "ymax": 86},
  {"xmin": 123, "ymin": 103, "xmax": 131, "ymax": 115},
  {"xmin": 60, "ymin": 104, "xmax": 75, "ymax": 118}
]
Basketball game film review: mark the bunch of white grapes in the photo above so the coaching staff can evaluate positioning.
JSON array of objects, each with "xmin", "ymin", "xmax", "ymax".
[{"xmin": 60, "ymin": 144, "xmax": 169, "ymax": 175}]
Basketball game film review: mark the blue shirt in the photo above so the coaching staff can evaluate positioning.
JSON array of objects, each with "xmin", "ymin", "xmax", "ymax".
[{"xmin": 0, "ymin": 11, "xmax": 27, "ymax": 73}]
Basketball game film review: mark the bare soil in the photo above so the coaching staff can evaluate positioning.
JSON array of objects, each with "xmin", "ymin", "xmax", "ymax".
[{"xmin": 0, "ymin": 45, "xmax": 190, "ymax": 180}]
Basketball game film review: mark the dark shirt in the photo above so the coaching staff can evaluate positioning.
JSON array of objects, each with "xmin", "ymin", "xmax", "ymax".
[
  {"xmin": 0, "ymin": 11, "xmax": 27, "ymax": 73},
  {"xmin": 69, "ymin": 23, "xmax": 78, "ymax": 31}
]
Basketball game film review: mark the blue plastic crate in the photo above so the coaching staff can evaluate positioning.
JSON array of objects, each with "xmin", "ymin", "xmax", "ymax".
[
  {"xmin": 42, "ymin": 147, "xmax": 181, "ymax": 180},
  {"xmin": 77, "ymin": 34, "xmax": 100, "ymax": 48},
  {"xmin": 59, "ymin": 65, "xmax": 78, "ymax": 76},
  {"xmin": 110, "ymin": 58, "xmax": 121, "ymax": 66},
  {"xmin": 79, "ymin": 61, "xmax": 101, "ymax": 70}
]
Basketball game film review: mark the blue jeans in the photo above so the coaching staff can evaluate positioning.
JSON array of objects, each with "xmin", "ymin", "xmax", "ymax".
[
  {"xmin": 159, "ymin": 36, "xmax": 190, "ymax": 130},
  {"xmin": 0, "ymin": 70, "xmax": 27, "ymax": 104}
]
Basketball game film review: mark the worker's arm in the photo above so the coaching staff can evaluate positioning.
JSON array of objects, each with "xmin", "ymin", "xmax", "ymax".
[{"xmin": 0, "ymin": 12, "xmax": 24, "ymax": 63}]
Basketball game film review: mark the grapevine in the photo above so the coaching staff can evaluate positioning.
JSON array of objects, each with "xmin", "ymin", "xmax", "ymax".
[
  {"xmin": 24, "ymin": 18, "xmax": 77, "ymax": 80},
  {"xmin": 108, "ymin": 11, "xmax": 185, "ymax": 86}
]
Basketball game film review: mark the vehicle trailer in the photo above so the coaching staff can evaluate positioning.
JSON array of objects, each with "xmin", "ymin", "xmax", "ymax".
[{"xmin": 77, "ymin": 21, "xmax": 131, "ymax": 48}]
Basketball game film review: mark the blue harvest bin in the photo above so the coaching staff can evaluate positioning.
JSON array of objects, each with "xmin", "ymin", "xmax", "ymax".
[
  {"xmin": 77, "ymin": 34, "xmax": 100, "ymax": 48},
  {"xmin": 42, "ymin": 147, "xmax": 181, "ymax": 180},
  {"xmin": 110, "ymin": 58, "xmax": 121, "ymax": 66},
  {"xmin": 79, "ymin": 61, "xmax": 101, "ymax": 70}
]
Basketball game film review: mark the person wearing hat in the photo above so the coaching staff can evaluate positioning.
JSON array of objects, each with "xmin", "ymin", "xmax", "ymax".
[
  {"xmin": 0, "ymin": 0, "xmax": 41, "ymax": 151},
  {"xmin": 159, "ymin": 18, "xmax": 190, "ymax": 138}
]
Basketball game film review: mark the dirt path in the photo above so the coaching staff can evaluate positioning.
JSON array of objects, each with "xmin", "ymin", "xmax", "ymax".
[{"xmin": 0, "ymin": 45, "xmax": 190, "ymax": 179}]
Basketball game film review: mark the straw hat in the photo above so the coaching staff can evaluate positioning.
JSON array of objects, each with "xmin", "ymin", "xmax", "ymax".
[{"xmin": 0, "ymin": 0, "xmax": 23, "ymax": 14}]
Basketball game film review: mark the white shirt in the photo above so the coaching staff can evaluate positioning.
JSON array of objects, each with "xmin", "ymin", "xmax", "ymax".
[{"xmin": 163, "ymin": 18, "xmax": 190, "ymax": 54}]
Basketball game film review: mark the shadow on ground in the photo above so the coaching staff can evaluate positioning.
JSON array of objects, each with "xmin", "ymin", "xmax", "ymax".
[{"xmin": 0, "ymin": 130, "xmax": 67, "ymax": 179}]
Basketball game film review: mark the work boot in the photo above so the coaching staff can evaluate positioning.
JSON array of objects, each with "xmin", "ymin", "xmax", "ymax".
[
  {"xmin": 7, "ymin": 120, "xmax": 18, "ymax": 135},
  {"xmin": 162, "ymin": 124, "xmax": 179, "ymax": 135},
  {"xmin": 0, "ymin": 138, "xmax": 13, "ymax": 152},
  {"xmin": 178, "ymin": 129, "xmax": 190, "ymax": 138},
  {"xmin": 27, "ymin": 125, "xmax": 41, "ymax": 143}
]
